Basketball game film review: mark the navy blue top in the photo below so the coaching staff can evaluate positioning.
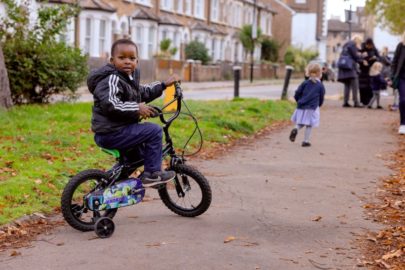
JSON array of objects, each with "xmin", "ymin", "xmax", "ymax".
[
  {"xmin": 370, "ymin": 74, "xmax": 387, "ymax": 91},
  {"xmin": 294, "ymin": 79, "xmax": 326, "ymax": 110}
]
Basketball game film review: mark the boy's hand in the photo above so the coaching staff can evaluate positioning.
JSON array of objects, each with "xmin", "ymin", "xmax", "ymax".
[
  {"xmin": 139, "ymin": 103, "xmax": 158, "ymax": 119},
  {"xmin": 164, "ymin": 73, "xmax": 181, "ymax": 87}
]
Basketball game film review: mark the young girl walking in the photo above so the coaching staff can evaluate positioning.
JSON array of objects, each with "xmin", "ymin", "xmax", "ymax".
[
  {"xmin": 289, "ymin": 63, "xmax": 326, "ymax": 147},
  {"xmin": 368, "ymin": 61, "xmax": 387, "ymax": 109}
]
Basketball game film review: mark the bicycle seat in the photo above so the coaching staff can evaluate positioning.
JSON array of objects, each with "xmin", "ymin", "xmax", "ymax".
[{"xmin": 101, "ymin": 148, "xmax": 120, "ymax": 159}]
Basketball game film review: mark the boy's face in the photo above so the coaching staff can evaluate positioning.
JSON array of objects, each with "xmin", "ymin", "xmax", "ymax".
[{"xmin": 110, "ymin": 44, "xmax": 138, "ymax": 75}]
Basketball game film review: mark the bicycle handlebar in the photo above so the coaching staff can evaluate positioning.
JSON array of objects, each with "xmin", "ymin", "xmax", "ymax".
[{"xmin": 150, "ymin": 82, "xmax": 182, "ymax": 125}]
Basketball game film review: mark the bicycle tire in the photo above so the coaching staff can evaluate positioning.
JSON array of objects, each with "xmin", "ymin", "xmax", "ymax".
[{"xmin": 158, "ymin": 164, "xmax": 212, "ymax": 217}]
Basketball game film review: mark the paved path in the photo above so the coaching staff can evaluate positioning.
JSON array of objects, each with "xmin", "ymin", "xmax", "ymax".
[
  {"xmin": 0, "ymin": 99, "xmax": 398, "ymax": 269},
  {"xmin": 58, "ymin": 80, "xmax": 341, "ymax": 102}
]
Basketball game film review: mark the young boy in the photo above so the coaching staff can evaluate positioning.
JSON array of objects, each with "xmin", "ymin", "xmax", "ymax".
[{"xmin": 87, "ymin": 39, "xmax": 180, "ymax": 187}]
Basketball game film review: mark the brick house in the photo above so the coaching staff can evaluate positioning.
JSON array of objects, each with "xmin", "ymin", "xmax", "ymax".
[{"xmin": 326, "ymin": 18, "xmax": 364, "ymax": 67}]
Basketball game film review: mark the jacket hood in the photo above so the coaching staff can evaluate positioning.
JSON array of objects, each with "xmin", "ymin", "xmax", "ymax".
[{"xmin": 87, "ymin": 64, "xmax": 140, "ymax": 94}]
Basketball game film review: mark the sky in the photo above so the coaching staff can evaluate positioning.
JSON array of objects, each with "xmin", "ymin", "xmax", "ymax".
[{"xmin": 326, "ymin": 0, "xmax": 366, "ymax": 20}]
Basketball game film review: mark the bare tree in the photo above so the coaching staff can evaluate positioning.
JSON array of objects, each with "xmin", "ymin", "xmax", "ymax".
[{"xmin": 0, "ymin": 46, "xmax": 12, "ymax": 109}]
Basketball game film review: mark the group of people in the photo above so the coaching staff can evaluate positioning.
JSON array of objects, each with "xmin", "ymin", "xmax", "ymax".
[
  {"xmin": 336, "ymin": 33, "xmax": 405, "ymax": 134},
  {"xmin": 288, "ymin": 33, "xmax": 405, "ymax": 147}
]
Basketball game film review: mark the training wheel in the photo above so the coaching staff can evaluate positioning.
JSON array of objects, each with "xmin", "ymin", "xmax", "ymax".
[{"xmin": 94, "ymin": 217, "xmax": 115, "ymax": 238}]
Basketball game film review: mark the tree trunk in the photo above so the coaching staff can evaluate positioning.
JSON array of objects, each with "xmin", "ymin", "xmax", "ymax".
[{"xmin": 0, "ymin": 46, "xmax": 13, "ymax": 109}]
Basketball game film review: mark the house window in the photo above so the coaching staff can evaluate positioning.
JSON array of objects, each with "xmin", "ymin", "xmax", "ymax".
[
  {"xmin": 176, "ymin": 0, "xmax": 183, "ymax": 13},
  {"xmin": 185, "ymin": 0, "xmax": 191, "ymax": 15},
  {"xmin": 162, "ymin": 30, "xmax": 168, "ymax": 40},
  {"xmin": 161, "ymin": 0, "xmax": 173, "ymax": 10},
  {"xmin": 194, "ymin": 0, "xmax": 204, "ymax": 18},
  {"xmin": 148, "ymin": 27, "xmax": 155, "ymax": 58},
  {"xmin": 211, "ymin": 39, "xmax": 215, "ymax": 59},
  {"xmin": 211, "ymin": 0, "xmax": 219, "ymax": 21},
  {"xmin": 85, "ymin": 18, "xmax": 92, "ymax": 54},
  {"xmin": 295, "ymin": 0, "xmax": 306, "ymax": 3},
  {"xmin": 99, "ymin": 20, "xmax": 106, "ymax": 56},
  {"xmin": 135, "ymin": 25, "xmax": 143, "ymax": 58},
  {"xmin": 136, "ymin": 0, "xmax": 151, "ymax": 5}
]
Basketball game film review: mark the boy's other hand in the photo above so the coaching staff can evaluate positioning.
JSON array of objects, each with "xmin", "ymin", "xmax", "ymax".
[
  {"xmin": 139, "ymin": 103, "xmax": 158, "ymax": 119},
  {"xmin": 164, "ymin": 74, "xmax": 181, "ymax": 87}
]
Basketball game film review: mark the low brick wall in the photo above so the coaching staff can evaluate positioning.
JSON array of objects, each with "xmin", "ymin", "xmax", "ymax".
[{"xmin": 87, "ymin": 57, "xmax": 304, "ymax": 82}]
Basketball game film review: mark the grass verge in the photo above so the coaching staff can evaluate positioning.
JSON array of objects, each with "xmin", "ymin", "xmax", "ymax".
[{"xmin": 0, "ymin": 98, "xmax": 294, "ymax": 225}]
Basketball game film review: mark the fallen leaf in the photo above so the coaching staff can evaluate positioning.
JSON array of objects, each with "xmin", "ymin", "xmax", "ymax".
[
  {"xmin": 375, "ymin": 259, "xmax": 391, "ymax": 269},
  {"xmin": 10, "ymin": 250, "xmax": 21, "ymax": 256},
  {"xmin": 312, "ymin": 216, "xmax": 322, "ymax": 222},
  {"xmin": 224, "ymin": 236, "xmax": 236, "ymax": 243},
  {"xmin": 381, "ymin": 249, "xmax": 403, "ymax": 260}
]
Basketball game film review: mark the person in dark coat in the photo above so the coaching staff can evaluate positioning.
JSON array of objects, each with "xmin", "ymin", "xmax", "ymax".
[
  {"xmin": 358, "ymin": 38, "xmax": 380, "ymax": 105},
  {"xmin": 368, "ymin": 62, "xmax": 387, "ymax": 109},
  {"xmin": 391, "ymin": 32, "xmax": 405, "ymax": 134},
  {"xmin": 337, "ymin": 35, "xmax": 364, "ymax": 108}
]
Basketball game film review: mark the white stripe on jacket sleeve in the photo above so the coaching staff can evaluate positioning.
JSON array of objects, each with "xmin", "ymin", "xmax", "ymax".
[{"xmin": 108, "ymin": 75, "xmax": 139, "ymax": 111}]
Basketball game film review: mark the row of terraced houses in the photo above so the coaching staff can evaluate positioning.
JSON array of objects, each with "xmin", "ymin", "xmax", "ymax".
[
  {"xmin": 1, "ymin": 0, "xmax": 329, "ymax": 81},
  {"xmin": 0, "ymin": 0, "xmax": 327, "ymax": 61}
]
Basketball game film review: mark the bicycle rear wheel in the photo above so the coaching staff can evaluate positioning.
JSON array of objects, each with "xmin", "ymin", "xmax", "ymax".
[
  {"xmin": 61, "ymin": 169, "xmax": 117, "ymax": 232},
  {"xmin": 158, "ymin": 164, "xmax": 211, "ymax": 217}
]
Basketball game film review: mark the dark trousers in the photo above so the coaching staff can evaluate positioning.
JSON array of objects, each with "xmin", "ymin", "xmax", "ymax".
[
  {"xmin": 94, "ymin": 122, "xmax": 163, "ymax": 173},
  {"xmin": 399, "ymin": 78, "xmax": 405, "ymax": 125},
  {"xmin": 343, "ymin": 78, "xmax": 359, "ymax": 104}
]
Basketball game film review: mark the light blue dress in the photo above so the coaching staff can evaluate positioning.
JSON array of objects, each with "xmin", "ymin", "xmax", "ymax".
[{"xmin": 291, "ymin": 107, "xmax": 320, "ymax": 127}]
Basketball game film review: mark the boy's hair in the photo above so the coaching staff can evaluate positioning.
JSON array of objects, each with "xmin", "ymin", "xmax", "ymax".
[
  {"xmin": 369, "ymin": 61, "xmax": 383, "ymax": 76},
  {"xmin": 306, "ymin": 63, "xmax": 322, "ymax": 82},
  {"xmin": 111, "ymin": 39, "xmax": 138, "ymax": 57}
]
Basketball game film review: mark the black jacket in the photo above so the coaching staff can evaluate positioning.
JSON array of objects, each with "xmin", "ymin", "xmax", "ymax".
[
  {"xmin": 392, "ymin": 42, "xmax": 405, "ymax": 79},
  {"xmin": 87, "ymin": 64, "xmax": 165, "ymax": 134},
  {"xmin": 294, "ymin": 79, "xmax": 325, "ymax": 110}
]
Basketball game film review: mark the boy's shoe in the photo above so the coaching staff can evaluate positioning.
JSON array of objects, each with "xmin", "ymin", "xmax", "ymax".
[
  {"xmin": 367, "ymin": 105, "xmax": 372, "ymax": 109},
  {"xmin": 289, "ymin": 128, "xmax": 298, "ymax": 142},
  {"xmin": 399, "ymin": 125, "xmax": 405, "ymax": 135},
  {"xmin": 302, "ymin": 141, "xmax": 311, "ymax": 147},
  {"xmin": 342, "ymin": 103, "xmax": 352, "ymax": 108},
  {"xmin": 141, "ymin": 170, "xmax": 176, "ymax": 187},
  {"xmin": 376, "ymin": 106, "xmax": 383, "ymax": 109}
]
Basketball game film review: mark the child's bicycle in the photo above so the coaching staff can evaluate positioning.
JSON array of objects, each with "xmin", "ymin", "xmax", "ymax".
[{"xmin": 61, "ymin": 82, "xmax": 212, "ymax": 238}]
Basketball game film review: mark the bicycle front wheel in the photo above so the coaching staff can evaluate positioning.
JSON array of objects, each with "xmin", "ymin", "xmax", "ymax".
[{"xmin": 158, "ymin": 164, "xmax": 212, "ymax": 217}]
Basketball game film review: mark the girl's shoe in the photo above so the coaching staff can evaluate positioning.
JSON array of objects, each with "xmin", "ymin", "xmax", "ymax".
[
  {"xmin": 301, "ymin": 141, "xmax": 311, "ymax": 147},
  {"xmin": 376, "ymin": 106, "xmax": 383, "ymax": 109},
  {"xmin": 289, "ymin": 128, "xmax": 298, "ymax": 142}
]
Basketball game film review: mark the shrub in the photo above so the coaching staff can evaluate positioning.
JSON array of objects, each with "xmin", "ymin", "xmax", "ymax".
[
  {"xmin": 261, "ymin": 38, "xmax": 279, "ymax": 62},
  {"xmin": 0, "ymin": 0, "xmax": 88, "ymax": 104},
  {"xmin": 185, "ymin": 41, "xmax": 210, "ymax": 64},
  {"xmin": 283, "ymin": 46, "xmax": 319, "ymax": 72}
]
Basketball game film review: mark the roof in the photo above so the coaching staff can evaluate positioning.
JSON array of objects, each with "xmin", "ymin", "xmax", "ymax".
[
  {"xmin": 211, "ymin": 25, "xmax": 227, "ymax": 36},
  {"xmin": 158, "ymin": 14, "xmax": 183, "ymax": 26},
  {"xmin": 48, "ymin": 0, "xmax": 116, "ymax": 12},
  {"xmin": 191, "ymin": 21, "xmax": 212, "ymax": 33},
  {"xmin": 132, "ymin": 8, "xmax": 159, "ymax": 21},
  {"xmin": 328, "ymin": 19, "xmax": 364, "ymax": 33}
]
